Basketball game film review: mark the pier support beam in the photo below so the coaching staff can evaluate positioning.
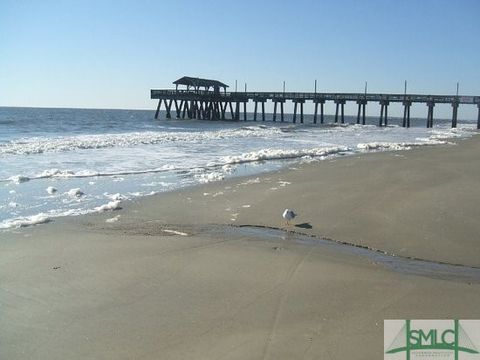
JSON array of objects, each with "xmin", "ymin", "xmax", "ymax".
[
  {"xmin": 254, "ymin": 99, "xmax": 266, "ymax": 121},
  {"xmin": 229, "ymin": 102, "xmax": 235, "ymax": 120},
  {"xmin": 477, "ymin": 103, "xmax": 480, "ymax": 129},
  {"xmin": 314, "ymin": 99, "xmax": 325, "ymax": 124},
  {"xmin": 243, "ymin": 102, "xmax": 247, "ymax": 121},
  {"xmin": 426, "ymin": 101, "xmax": 435, "ymax": 128},
  {"xmin": 213, "ymin": 102, "xmax": 220, "ymax": 120},
  {"xmin": 292, "ymin": 100, "xmax": 305, "ymax": 123},
  {"xmin": 451, "ymin": 101, "xmax": 459, "ymax": 128},
  {"xmin": 341, "ymin": 102, "xmax": 345, "ymax": 124},
  {"xmin": 165, "ymin": 99, "xmax": 173, "ymax": 119},
  {"xmin": 313, "ymin": 102, "xmax": 318, "ymax": 124},
  {"xmin": 384, "ymin": 103, "xmax": 388, "ymax": 126},
  {"xmin": 174, "ymin": 100, "xmax": 180, "ymax": 118},
  {"xmin": 356, "ymin": 102, "xmax": 361, "ymax": 124},
  {"xmin": 196, "ymin": 101, "xmax": 202, "ymax": 119},
  {"xmin": 273, "ymin": 99, "xmax": 285, "ymax": 122},
  {"xmin": 293, "ymin": 101, "xmax": 298, "ymax": 123},
  {"xmin": 189, "ymin": 101, "xmax": 196, "ymax": 119},
  {"xmin": 235, "ymin": 102, "xmax": 240, "ymax": 121},
  {"xmin": 379, "ymin": 100, "xmax": 389, "ymax": 127},
  {"xmin": 300, "ymin": 101, "xmax": 304, "ymax": 123},
  {"xmin": 334, "ymin": 100, "xmax": 346, "ymax": 124},
  {"xmin": 320, "ymin": 101, "xmax": 325, "ymax": 124},
  {"xmin": 220, "ymin": 102, "xmax": 226, "ymax": 120},
  {"xmin": 205, "ymin": 102, "xmax": 211, "ymax": 120},
  {"xmin": 402, "ymin": 100, "xmax": 411, "ymax": 128},
  {"xmin": 181, "ymin": 100, "xmax": 189, "ymax": 119},
  {"xmin": 335, "ymin": 102, "xmax": 339, "ymax": 123},
  {"xmin": 280, "ymin": 101, "xmax": 285, "ymax": 122},
  {"xmin": 196, "ymin": 101, "xmax": 201, "ymax": 119},
  {"xmin": 362, "ymin": 102, "xmax": 366, "ymax": 125},
  {"xmin": 200, "ymin": 101, "xmax": 206, "ymax": 119},
  {"xmin": 154, "ymin": 99, "xmax": 162, "ymax": 119},
  {"xmin": 356, "ymin": 100, "xmax": 367, "ymax": 125}
]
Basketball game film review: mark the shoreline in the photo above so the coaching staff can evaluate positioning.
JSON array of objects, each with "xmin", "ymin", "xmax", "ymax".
[
  {"xmin": 77, "ymin": 133, "xmax": 479, "ymax": 267},
  {"xmin": 2, "ymin": 134, "xmax": 480, "ymax": 359},
  {"xmin": 4, "ymin": 134, "xmax": 480, "ymax": 266},
  {"xmin": 0, "ymin": 122, "xmax": 474, "ymax": 230}
]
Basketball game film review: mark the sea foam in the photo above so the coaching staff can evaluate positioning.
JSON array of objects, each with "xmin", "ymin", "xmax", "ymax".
[
  {"xmin": 222, "ymin": 146, "xmax": 350, "ymax": 165},
  {"xmin": 0, "ymin": 126, "xmax": 283, "ymax": 155},
  {"xmin": 0, "ymin": 213, "xmax": 51, "ymax": 229}
]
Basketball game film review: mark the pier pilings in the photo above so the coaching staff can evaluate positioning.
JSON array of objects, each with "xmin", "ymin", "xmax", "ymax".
[
  {"xmin": 477, "ymin": 103, "xmax": 480, "ymax": 129},
  {"xmin": 379, "ymin": 100, "xmax": 390, "ymax": 127},
  {"xmin": 426, "ymin": 101, "xmax": 435, "ymax": 128},
  {"xmin": 151, "ymin": 89, "xmax": 479, "ymax": 127}
]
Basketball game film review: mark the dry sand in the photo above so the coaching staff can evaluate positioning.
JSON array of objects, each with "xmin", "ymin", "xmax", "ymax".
[{"xmin": 1, "ymin": 135, "xmax": 479, "ymax": 359}]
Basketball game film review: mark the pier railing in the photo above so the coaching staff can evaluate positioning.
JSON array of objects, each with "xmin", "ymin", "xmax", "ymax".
[{"xmin": 151, "ymin": 89, "xmax": 478, "ymax": 104}]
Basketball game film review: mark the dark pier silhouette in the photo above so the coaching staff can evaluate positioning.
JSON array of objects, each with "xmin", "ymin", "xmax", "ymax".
[{"xmin": 151, "ymin": 77, "xmax": 480, "ymax": 128}]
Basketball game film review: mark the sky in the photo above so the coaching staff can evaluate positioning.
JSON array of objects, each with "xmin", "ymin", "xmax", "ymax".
[{"xmin": 1, "ymin": 0, "xmax": 479, "ymax": 118}]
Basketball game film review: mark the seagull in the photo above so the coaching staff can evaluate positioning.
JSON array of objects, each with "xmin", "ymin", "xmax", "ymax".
[{"xmin": 282, "ymin": 209, "xmax": 297, "ymax": 225}]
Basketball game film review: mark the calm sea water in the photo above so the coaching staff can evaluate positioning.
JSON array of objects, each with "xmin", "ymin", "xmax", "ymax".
[{"xmin": 0, "ymin": 107, "xmax": 476, "ymax": 229}]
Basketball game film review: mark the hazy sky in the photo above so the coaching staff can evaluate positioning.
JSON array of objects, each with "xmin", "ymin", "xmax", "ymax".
[{"xmin": 1, "ymin": 0, "xmax": 479, "ymax": 118}]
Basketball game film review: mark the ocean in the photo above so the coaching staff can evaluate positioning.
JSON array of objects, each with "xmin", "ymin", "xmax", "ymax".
[{"xmin": 0, "ymin": 107, "xmax": 476, "ymax": 230}]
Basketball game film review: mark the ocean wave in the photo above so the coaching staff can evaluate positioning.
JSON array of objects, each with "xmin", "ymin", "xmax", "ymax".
[
  {"xmin": 356, "ymin": 128, "xmax": 474, "ymax": 151},
  {"xmin": 0, "ymin": 199, "xmax": 122, "ymax": 230},
  {"xmin": 0, "ymin": 126, "xmax": 283, "ymax": 155},
  {"xmin": 356, "ymin": 139, "xmax": 448, "ymax": 151},
  {"xmin": 0, "ymin": 213, "xmax": 51, "ymax": 229},
  {"xmin": 222, "ymin": 146, "xmax": 351, "ymax": 165},
  {"xmin": 1, "ymin": 125, "xmax": 476, "ymax": 231},
  {"xmin": 2, "ymin": 165, "xmax": 178, "ymax": 183}
]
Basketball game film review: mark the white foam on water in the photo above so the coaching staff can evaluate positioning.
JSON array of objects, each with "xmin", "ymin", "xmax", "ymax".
[
  {"xmin": 195, "ymin": 171, "xmax": 225, "ymax": 183},
  {"xmin": 94, "ymin": 200, "xmax": 122, "ymax": 212},
  {"xmin": 66, "ymin": 188, "xmax": 84, "ymax": 198},
  {"xmin": 46, "ymin": 186, "xmax": 57, "ymax": 194},
  {"xmin": 104, "ymin": 193, "xmax": 126, "ymax": 201},
  {"xmin": 8, "ymin": 175, "xmax": 30, "ymax": 184},
  {"xmin": 222, "ymin": 146, "xmax": 350, "ymax": 165},
  {"xmin": 0, "ymin": 126, "xmax": 283, "ymax": 155},
  {"xmin": 1, "ymin": 118, "xmax": 476, "ymax": 231},
  {"xmin": 0, "ymin": 213, "xmax": 51, "ymax": 229},
  {"xmin": 0, "ymin": 199, "xmax": 122, "ymax": 229},
  {"xmin": 2, "ymin": 166, "xmax": 178, "ymax": 183}
]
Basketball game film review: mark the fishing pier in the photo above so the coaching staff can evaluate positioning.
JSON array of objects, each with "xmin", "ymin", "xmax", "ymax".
[{"xmin": 151, "ymin": 77, "xmax": 480, "ymax": 128}]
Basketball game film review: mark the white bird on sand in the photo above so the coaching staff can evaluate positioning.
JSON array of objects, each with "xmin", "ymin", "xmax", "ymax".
[{"xmin": 282, "ymin": 209, "xmax": 297, "ymax": 225}]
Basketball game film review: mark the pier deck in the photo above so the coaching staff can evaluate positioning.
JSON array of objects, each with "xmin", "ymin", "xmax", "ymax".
[{"xmin": 151, "ymin": 81, "xmax": 480, "ymax": 128}]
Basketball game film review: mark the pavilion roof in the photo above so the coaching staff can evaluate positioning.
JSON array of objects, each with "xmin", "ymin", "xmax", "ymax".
[{"xmin": 173, "ymin": 76, "xmax": 229, "ymax": 88}]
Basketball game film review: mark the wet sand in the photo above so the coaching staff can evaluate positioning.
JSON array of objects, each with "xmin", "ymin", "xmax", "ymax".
[
  {"xmin": 1, "ymin": 135, "xmax": 479, "ymax": 359},
  {"xmin": 123, "ymin": 135, "xmax": 480, "ymax": 267}
]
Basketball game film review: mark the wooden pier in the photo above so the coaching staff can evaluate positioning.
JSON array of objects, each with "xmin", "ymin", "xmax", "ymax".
[{"xmin": 151, "ymin": 77, "xmax": 480, "ymax": 128}]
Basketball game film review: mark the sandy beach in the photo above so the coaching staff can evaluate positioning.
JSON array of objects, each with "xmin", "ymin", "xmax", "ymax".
[{"xmin": 1, "ymin": 135, "xmax": 480, "ymax": 359}]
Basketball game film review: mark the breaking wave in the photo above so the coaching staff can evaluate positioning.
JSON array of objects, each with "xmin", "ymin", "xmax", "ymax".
[{"xmin": 0, "ymin": 126, "xmax": 283, "ymax": 155}]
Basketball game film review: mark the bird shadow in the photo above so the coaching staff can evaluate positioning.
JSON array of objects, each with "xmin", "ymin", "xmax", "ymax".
[{"xmin": 294, "ymin": 222, "xmax": 313, "ymax": 229}]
